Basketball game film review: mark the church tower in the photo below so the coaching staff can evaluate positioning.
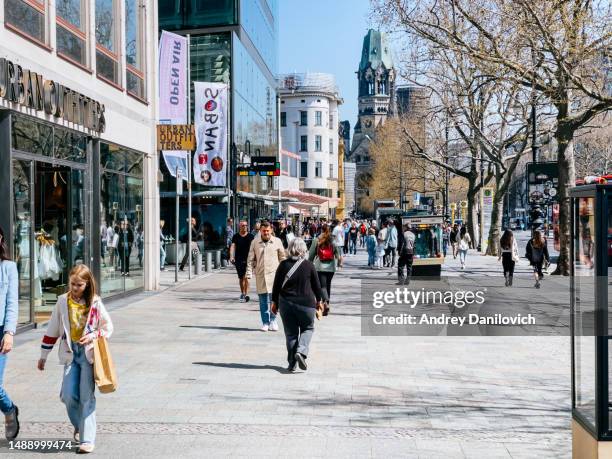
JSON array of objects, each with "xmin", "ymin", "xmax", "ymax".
[{"xmin": 348, "ymin": 29, "xmax": 395, "ymax": 214}]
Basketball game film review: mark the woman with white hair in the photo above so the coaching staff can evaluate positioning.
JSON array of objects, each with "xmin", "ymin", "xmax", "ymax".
[{"xmin": 271, "ymin": 238, "xmax": 326, "ymax": 372}]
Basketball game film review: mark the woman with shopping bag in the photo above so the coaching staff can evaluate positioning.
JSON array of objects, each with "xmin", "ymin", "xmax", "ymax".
[{"xmin": 37, "ymin": 264, "xmax": 113, "ymax": 454}]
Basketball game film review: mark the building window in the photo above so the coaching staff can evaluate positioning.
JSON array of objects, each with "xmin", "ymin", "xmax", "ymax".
[
  {"xmin": 300, "ymin": 111, "xmax": 307, "ymax": 126},
  {"xmin": 95, "ymin": 0, "xmax": 120, "ymax": 85},
  {"xmin": 315, "ymin": 111, "xmax": 322, "ymax": 126},
  {"xmin": 329, "ymin": 139, "xmax": 334, "ymax": 154},
  {"xmin": 5, "ymin": 0, "xmax": 46, "ymax": 44},
  {"xmin": 329, "ymin": 163, "xmax": 334, "ymax": 178},
  {"xmin": 56, "ymin": 0, "xmax": 87, "ymax": 66},
  {"xmin": 280, "ymin": 112, "xmax": 286, "ymax": 127},
  {"xmin": 126, "ymin": 0, "xmax": 146, "ymax": 99},
  {"xmin": 315, "ymin": 162, "xmax": 322, "ymax": 178},
  {"xmin": 300, "ymin": 161, "xmax": 308, "ymax": 178},
  {"xmin": 300, "ymin": 135, "xmax": 307, "ymax": 152},
  {"xmin": 329, "ymin": 114, "xmax": 334, "ymax": 129},
  {"xmin": 315, "ymin": 135, "xmax": 322, "ymax": 152}
]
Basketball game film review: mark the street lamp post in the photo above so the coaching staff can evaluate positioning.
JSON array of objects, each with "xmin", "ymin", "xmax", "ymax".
[{"xmin": 444, "ymin": 120, "xmax": 449, "ymax": 220}]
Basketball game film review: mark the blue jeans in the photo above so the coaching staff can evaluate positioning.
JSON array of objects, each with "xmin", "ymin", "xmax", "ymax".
[
  {"xmin": 258, "ymin": 293, "xmax": 275, "ymax": 325},
  {"xmin": 0, "ymin": 327, "xmax": 15, "ymax": 414},
  {"xmin": 160, "ymin": 245, "xmax": 166, "ymax": 268},
  {"xmin": 367, "ymin": 250, "xmax": 376, "ymax": 266},
  {"xmin": 459, "ymin": 249, "xmax": 468, "ymax": 265},
  {"xmin": 61, "ymin": 343, "xmax": 96, "ymax": 445},
  {"xmin": 349, "ymin": 238, "xmax": 357, "ymax": 254}
]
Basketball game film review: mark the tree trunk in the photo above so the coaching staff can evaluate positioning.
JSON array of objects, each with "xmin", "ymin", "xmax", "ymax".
[
  {"xmin": 552, "ymin": 122, "xmax": 575, "ymax": 275},
  {"xmin": 466, "ymin": 183, "xmax": 479, "ymax": 248},
  {"xmin": 486, "ymin": 182, "xmax": 505, "ymax": 256}
]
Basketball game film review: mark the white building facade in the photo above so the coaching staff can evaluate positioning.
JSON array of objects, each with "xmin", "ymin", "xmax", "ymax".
[
  {"xmin": 0, "ymin": 0, "xmax": 159, "ymax": 330},
  {"xmin": 279, "ymin": 73, "xmax": 342, "ymax": 204}
]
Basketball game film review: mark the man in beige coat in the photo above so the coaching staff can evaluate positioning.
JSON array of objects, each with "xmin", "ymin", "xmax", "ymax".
[{"xmin": 246, "ymin": 221, "xmax": 287, "ymax": 331}]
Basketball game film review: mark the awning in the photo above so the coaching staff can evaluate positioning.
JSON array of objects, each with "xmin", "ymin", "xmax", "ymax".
[
  {"xmin": 237, "ymin": 191, "xmax": 299, "ymax": 203},
  {"xmin": 160, "ymin": 190, "xmax": 228, "ymax": 199}
]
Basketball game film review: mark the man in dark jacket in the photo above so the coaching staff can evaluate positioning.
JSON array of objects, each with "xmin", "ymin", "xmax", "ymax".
[{"xmin": 117, "ymin": 220, "xmax": 134, "ymax": 276}]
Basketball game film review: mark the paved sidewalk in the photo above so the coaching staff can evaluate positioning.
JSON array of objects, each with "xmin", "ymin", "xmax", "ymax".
[{"xmin": 1, "ymin": 248, "xmax": 571, "ymax": 458}]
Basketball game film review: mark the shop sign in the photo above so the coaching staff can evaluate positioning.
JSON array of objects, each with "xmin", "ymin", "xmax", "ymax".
[
  {"xmin": 0, "ymin": 57, "xmax": 106, "ymax": 133},
  {"xmin": 157, "ymin": 124, "xmax": 195, "ymax": 151}
]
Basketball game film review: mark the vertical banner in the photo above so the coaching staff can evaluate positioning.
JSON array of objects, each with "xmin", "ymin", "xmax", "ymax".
[
  {"xmin": 481, "ymin": 187, "xmax": 495, "ymax": 253},
  {"xmin": 158, "ymin": 30, "xmax": 189, "ymax": 180},
  {"xmin": 193, "ymin": 82, "xmax": 228, "ymax": 186}
]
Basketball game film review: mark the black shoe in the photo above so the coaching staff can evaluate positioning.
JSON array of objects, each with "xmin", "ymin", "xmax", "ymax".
[
  {"xmin": 179, "ymin": 265, "xmax": 185, "ymax": 271},
  {"xmin": 509, "ymin": 277, "xmax": 513, "ymax": 286},
  {"xmin": 396, "ymin": 280, "xmax": 404, "ymax": 285},
  {"xmin": 287, "ymin": 361, "xmax": 297, "ymax": 372},
  {"xmin": 244, "ymin": 295, "xmax": 250, "ymax": 302},
  {"xmin": 5, "ymin": 405, "xmax": 19, "ymax": 441},
  {"xmin": 295, "ymin": 352, "xmax": 307, "ymax": 371}
]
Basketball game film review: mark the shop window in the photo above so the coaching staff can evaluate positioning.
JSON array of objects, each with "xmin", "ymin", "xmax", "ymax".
[
  {"xmin": 56, "ymin": 0, "xmax": 87, "ymax": 67},
  {"xmin": 300, "ymin": 135, "xmax": 307, "ymax": 152},
  {"xmin": 315, "ymin": 135, "xmax": 322, "ymax": 152},
  {"xmin": 54, "ymin": 128, "xmax": 87, "ymax": 162},
  {"xmin": 300, "ymin": 161, "xmax": 307, "ymax": 178},
  {"xmin": 100, "ymin": 142, "xmax": 126, "ymax": 171},
  {"xmin": 125, "ymin": 0, "xmax": 146, "ymax": 99},
  {"xmin": 95, "ymin": 0, "xmax": 120, "ymax": 85},
  {"xmin": 300, "ymin": 111, "xmax": 307, "ymax": 126},
  {"xmin": 4, "ymin": 0, "xmax": 46, "ymax": 45},
  {"xmin": 315, "ymin": 161, "xmax": 322, "ymax": 178},
  {"xmin": 11, "ymin": 116, "xmax": 53, "ymax": 157}
]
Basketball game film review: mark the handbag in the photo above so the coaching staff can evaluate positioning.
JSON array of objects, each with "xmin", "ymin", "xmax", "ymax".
[{"xmin": 93, "ymin": 337, "xmax": 118, "ymax": 394}]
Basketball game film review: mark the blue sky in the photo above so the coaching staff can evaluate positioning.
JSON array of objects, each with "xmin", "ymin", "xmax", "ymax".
[{"xmin": 279, "ymin": 0, "xmax": 372, "ymax": 128}]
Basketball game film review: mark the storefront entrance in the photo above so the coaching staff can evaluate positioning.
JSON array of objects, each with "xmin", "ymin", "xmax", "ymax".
[{"xmin": 12, "ymin": 159, "xmax": 88, "ymax": 324}]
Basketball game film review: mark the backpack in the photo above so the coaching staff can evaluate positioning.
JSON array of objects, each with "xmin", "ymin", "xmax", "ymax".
[{"xmin": 317, "ymin": 242, "xmax": 334, "ymax": 262}]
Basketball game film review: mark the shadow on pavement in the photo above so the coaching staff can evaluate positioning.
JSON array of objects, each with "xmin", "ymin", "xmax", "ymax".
[
  {"xmin": 193, "ymin": 362, "xmax": 287, "ymax": 373},
  {"xmin": 180, "ymin": 325, "xmax": 258, "ymax": 332}
]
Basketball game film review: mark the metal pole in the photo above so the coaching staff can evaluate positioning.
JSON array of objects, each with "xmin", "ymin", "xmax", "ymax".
[
  {"xmin": 186, "ymin": 34, "xmax": 192, "ymax": 279},
  {"xmin": 175, "ymin": 166, "xmax": 179, "ymax": 283}
]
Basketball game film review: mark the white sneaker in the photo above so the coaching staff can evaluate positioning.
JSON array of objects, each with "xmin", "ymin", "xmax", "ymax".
[
  {"xmin": 260, "ymin": 324, "xmax": 269, "ymax": 332},
  {"xmin": 269, "ymin": 321, "xmax": 279, "ymax": 331}
]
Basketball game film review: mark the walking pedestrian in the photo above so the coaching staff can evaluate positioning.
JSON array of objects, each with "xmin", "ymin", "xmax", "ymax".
[
  {"xmin": 526, "ymin": 230, "xmax": 550, "ymax": 289},
  {"xmin": 179, "ymin": 218, "xmax": 200, "ymax": 272},
  {"xmin": 442, "ymin": 223, "xmax": 450, "ymax": 257},
  {"xmin": 160, "ymin": 220, "xmax": 167, "ymax": 271},
  {"xmin": 450, "ymin": 224, "xmax": 459, "ymax": 259},
  {"xmin": 458, "ymin": 226, "xmax": 471, "ymax": 269},
  {"xmin": 385, "ymin": 220, "xmax": 399, "ymax": 268},
  {"xmin": 348, "ymin": 222, "xmax": 358, "ymax": 255},
  {"xmin": 0, "ymin": 226, "xmax": 20, "ymax": 441},
  {"xmin": 378, "ymin": 221, "xmax": 388, "ymax": 266},
  {"xmin": 397, "ymin": 224, "xmax": 416, "ymax": 285},
  {"xmin": 366, "ymin": 228, "xmax": 377, "ymax": 268},
  {"xmin": 498, "ymin": 229, "xmax": 520, "ymax": 286},
  {"xmin": 359, "ymin": 221, "xmax": 367, "ymax": 248},
  {"xmin": 342, "ymin": 221, "xmax": 350, "ymax": 255},
  {"xmin": 246, "ymin": 221, "xmax": 287, "ymax": 331},
  {"xmin": 271, "ymin": 238, "xmax": 325, "ymax": 372},
  {"xmin": 37, "ymin": 264, "xmax": 113, "ymax": 454},
  {"xmin": 375, "ymin": 231, "xmax": 386, "ymax": 269},
  {"xmin": 230, "ymin": 220, "xmax": 255, "ymax": 303},
  {"xmin": 308, "ymin": 223, "xmax": 342, "ymax": 316}
]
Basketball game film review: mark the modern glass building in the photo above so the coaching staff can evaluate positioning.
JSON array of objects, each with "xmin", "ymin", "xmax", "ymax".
[{"xmin": 159, "ymin": 0, "xmax": 279, "ymax": 237}]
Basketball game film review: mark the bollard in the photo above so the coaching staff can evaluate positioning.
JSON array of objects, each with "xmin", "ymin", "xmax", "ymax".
[
  {"xmin": 194, "ymin": 253, "xmax": 203, "ymax": 275},
  {"xmin": 214, "ymin": 250, "xmax": 221, "ymax": 269},
  {"xmin": 205, "ymin": 251, "xmax": 212, "ymax": 272}
]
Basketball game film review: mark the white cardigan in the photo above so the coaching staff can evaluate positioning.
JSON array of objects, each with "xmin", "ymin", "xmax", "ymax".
[{"xmin": 40, "ymin": 293, "xmax": 113, "ymax": 365}]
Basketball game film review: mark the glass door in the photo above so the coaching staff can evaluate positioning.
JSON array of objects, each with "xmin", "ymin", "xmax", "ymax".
[{"xmin": 11, "ymin": 159, "xmax": 33, "ymax": 326}]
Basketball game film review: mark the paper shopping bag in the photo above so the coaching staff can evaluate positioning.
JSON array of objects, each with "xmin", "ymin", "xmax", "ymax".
[{"xmin": 93, "ymin": 337, "xmax": 118, "ymax": 394}]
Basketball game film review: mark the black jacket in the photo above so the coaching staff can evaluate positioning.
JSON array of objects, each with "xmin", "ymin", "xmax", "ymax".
[
  {"xmin": 526, "ymin": 238, "xmax": 550, "ymax": 265},
  {"xmin": 272, "ymin": 258, "xmax": 326, "ymax": 307}
]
